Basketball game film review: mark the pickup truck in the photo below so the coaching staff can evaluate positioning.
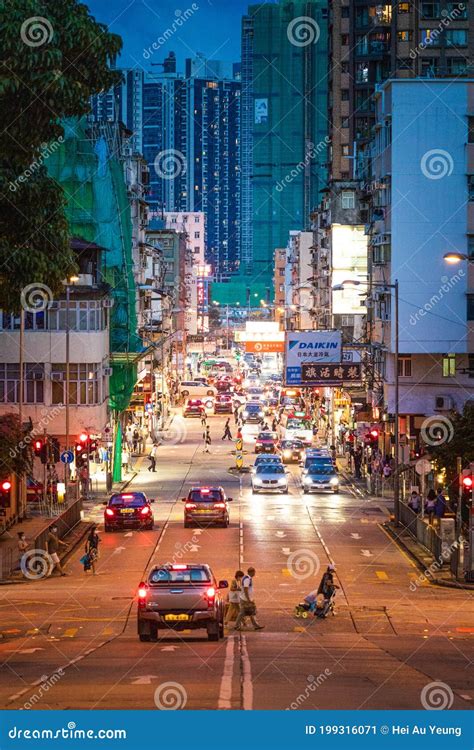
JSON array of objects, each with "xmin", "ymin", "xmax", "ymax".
[{"xmin": 137, "ymin": 563, "xmax": 228, "ymax": 642}]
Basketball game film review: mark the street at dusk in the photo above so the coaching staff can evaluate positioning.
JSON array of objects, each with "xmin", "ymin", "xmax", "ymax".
[{"xmin": 0, "ymin": 0, "xmax": 473, "ymax": 745}]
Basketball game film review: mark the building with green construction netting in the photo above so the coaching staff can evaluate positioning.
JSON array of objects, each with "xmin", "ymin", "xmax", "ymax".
[
  {"xmin": 48, "ymin": 118, "xmax": 142, "ymax": 483},
  {"xmin": 212, "ymin": 0, "xmax": 328, "ymax": 307}
]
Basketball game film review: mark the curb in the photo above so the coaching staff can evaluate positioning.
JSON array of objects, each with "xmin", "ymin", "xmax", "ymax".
[{"xmin": 381, "ymin": 522, "xmax": 474, "ymax": 591}]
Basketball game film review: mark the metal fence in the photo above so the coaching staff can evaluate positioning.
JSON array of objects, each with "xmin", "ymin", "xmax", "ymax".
[
  {"xmin": 34, "ymin": 499, "xmax": 82, "ymax": 554},
  {"xmin": 399, "ymin": 501, "xmax": 443, "ymax": 561}
]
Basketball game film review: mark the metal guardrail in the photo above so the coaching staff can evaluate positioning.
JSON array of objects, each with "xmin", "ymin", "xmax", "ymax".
[
  {"xmin": 399, "ymin": 501, "xmax": 443, "ymax": 561},
  {"xmin": 34, "ymin": 499, "xmax": 83, "ymax": 554}
]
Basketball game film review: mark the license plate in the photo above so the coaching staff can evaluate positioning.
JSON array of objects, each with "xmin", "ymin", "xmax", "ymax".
[
  {"xmin": 164, "ymin": 614, "xmax": 190, "ymax": 622},
  {"xmin": 195, "ymin": 509, "xmax": 214, "ymax": 514},
  {"xmin": 120, "ymin": 508, "xmax": 135, "ymax": 514}
]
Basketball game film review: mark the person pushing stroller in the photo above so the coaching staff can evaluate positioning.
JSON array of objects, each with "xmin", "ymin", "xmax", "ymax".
[{"xmin": 294, "ymin": 563, "xmax": 339, "ymax": 619}]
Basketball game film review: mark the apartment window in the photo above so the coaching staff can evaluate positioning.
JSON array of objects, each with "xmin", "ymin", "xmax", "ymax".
[
  {"xmin": 421, "ymin": 2, "xmax": 440, "ymax": 18},
  {"xmin": 341, "ymin": 34, "xmax": 349, "ymax": 46},
  {"xmin": 447, "ymin": 57, "xmax": 468, "ymax": 75},
  {"xmin": 194, "ymin": 216, "xmax": 200, "ymax": 222},
  {"xmin": 341, "ymin": 62, "xmax": 350, "ymax": 73},
  {"xmin": 468, "ymin": 176, "xmax": 474, "ymax": 201},
  {"xmin": 0, "ymin": 364, "xmax": 45, "ymax": 404},
  {"xmin": 446, "ymin": 29, "xmax": 467, "ymax": 46},
  {"xmin": 442, "ymin": 354, "xmax": 456, "ymax": 377},
  {"xmin": 356, "ymin": 63, "xmax": 369, "ymax": 83},
  {"xmin": 398, "ymin": 357, "xmax": 412, "ymax": 377},
  {"xmin": 421, "ymin": 58, "xmax": 439, "ymax": 76},
  {"xmin": 398, "ymin": 2, "xmax": 411, "ymax": 12},
  {"xmin": 194, "ymin": 247, "xmax": 200, "ymax": 254},
  {"xmin": 468, "ymin": 236, "xmax": 474, "ymax": 258},
  {"xmin": 341, "ymin": 7, "xmax": 350, "ymax": 18},
  {"xmin": 51, "ymin": 364, "xmax": 100, "ymax": 405},
  {"xmin": 468, "ymin": 294, "xmax": 474, "ymax": 321},
  {"xmin": 397, "ymin": 30, "xmax": 413, "ymax": 42},
  {"xmin": 447, "ymin": 2, "xmax": 467, "ymax": 18},
  {"xmin": 341, "ymin": 191, "xmax": 355, "ymax": 209},
  {"xmin": 469, "ymin": 117, "xmax": 474, "ymax": 144},
  {"xmin": 171, "ymin": 217, "xmax": 177, "ymax": 223},
  {"xmin": 342, "ymin": 145, "xmax": 350, "ymax": 156},
  {"xmin": 469, "ymin": 354, "xmax": 474, "ymax": 377},
  {"xmin": 341, "ymin": 89, "xmax": 349, "ymax": 101},
  {"xmin": 194, "ymin": 232, "xmax": 200, "ymax": 239},
  {"xmin": 421, "ymin": 28, "xmax": 441, "ymax": 46}
]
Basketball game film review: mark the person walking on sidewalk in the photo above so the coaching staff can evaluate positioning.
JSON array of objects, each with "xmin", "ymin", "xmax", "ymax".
[
  {"xmin": 425, "ymin": 488, "xmax": 436, "ymax": 525},
  {"xmin": 408, "ymin": 489, "xmax": 421, "ymax": 514},
  {"xmin": 148, "ymin": 443, "xmax": 158, "ymax": 472},
  {"xmin": 353, "ymin": 446, "xmax": 362, "ymax": 479},
  {"xmin": 222, "ymin": 418, "xmax": 233, "ymax": 441},
  {"xmin": 234, "ymin": 404, "xmax": 240, "ymax": 425},
  {"xmin": 200, "ymin": 412, "xmax": 207, "ymax": 428},
  {"xmin": 235, "ymin": 567, "xmax": 264, "ymax": 631},
  {"xmin": 82, "ymin": 524, "xmax": 101, "ymax": 575},
  {"xmin": 434, "ymin": 486, "xmax": 447, "ymax": 526},
  {"xmin": 203, "ymin": 426, "xmax": 211, "ymax": 453},
  {"xmin": 17, "ymin": 532, "xmax": 29, "ymax": 569},
  {"xmin": 46, "ymin": 525, "xmax": 68, "ymax": 577}
]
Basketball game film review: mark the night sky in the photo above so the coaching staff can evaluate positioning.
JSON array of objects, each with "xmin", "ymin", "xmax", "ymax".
[{"xmin": 86, "ymin": 0, "xmax": 266, "ymax": 71}]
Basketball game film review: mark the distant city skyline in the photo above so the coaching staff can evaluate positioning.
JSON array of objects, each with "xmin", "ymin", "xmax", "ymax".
[{"xmin": 86, "ymin": 0, "xmax": 256, "ymax": 70}]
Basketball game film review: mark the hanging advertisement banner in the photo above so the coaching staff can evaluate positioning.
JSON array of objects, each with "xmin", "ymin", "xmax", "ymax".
[
  {"xmin": 284, "ymin": 330, "xmax": 342, "ymax": 385},
  {"xmin": 245, "ymin": 340, "xmax": 284, "ymax": 353},
  {"xmin": 301, "ymin": 362, "xmax": 362, "ymax": 386}
]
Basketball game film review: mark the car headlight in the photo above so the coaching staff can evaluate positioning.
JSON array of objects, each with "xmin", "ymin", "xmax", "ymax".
[
  {"xmin": 243, "ymin": 411, "xmax": 249, "ymax": 417},
  {"xmin": 278, "ymin": 477, "xmax": 287, "ymax": 485},
  {"xmin": 330, "ymin": 477, "xmax": 339, "ymax": 486},
  {"xmin": 283, "ymin": 450, "xmax": 292, "ymax": 458},
  {"xmin": 303, "ymin": 476, "xmax": 312, "ymax": 485},
  {"xmin": 258, "ymin": 411, "xmax": 263, "ymax": 416}
]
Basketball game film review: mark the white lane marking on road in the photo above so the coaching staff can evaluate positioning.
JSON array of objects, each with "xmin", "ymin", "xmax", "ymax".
[
  {"xmin": 350, "ymin": 533, "xmax": 362, "ymax": 539},
  {"xmin": 151, "ymin": 521, "xmax": 169, "ymax": 563},
  {"xmin": 131, "ymin": 675, "xmax": 158, "ymax": 685},
  {"xmin": 124, "ymin": 532, "xmax": 133, "ymax": 538},
  {"xmin": 113, "ymin": 546, "xmax": 126, "ymax": 554},
  {"xmin": 241, "ymin": 635, "xmax": 253, "ymax": 711},
  {"xmin": 160, "ymin": 645, "xmax": 179, "ymax": 652},
  {"xmin": 239, "ymin": 521, "xmax": 244, "ymax": 565},
  {"xmin": 282, "ymin": 547, "xmax": 291, "ymax": 555},
  {"xmin": 361, "ymin": 549, "xmax": 373, "ymax": 557},
  {"xmin": 6, "ymin": 648, "xmax": 44, "ymax": 654},
  {"xmin": 8, "ymin": 688, "xmax": 29, "ymax": 701},
  {"xmin": 275, "ymin": 530, "xmax": 286, "ymax": 538},
  {"xmin": 266, "ymin": 516, "xmax": 275, "ymax": 521},
  {"xmin": 218, "ymin": 634, "xmax": 235, "ymax": 709},
  {"xmin": 193, "ymin": 529, "xmax": 203, "ymax": 535}
]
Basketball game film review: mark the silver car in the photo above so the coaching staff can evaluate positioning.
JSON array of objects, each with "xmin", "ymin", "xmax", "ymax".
[
  {"xmin": 302, "ymin": 465, "xmax": 340, "ymax": 493},
  {"xmin": 251, "ymin": 463, "xmax": 289, "ymax": 494}
]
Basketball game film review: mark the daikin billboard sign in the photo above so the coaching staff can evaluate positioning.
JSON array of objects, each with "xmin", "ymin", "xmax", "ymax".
[{"xmin": 284, "ymin": 330, "xmax": 342, "ymax": 385}]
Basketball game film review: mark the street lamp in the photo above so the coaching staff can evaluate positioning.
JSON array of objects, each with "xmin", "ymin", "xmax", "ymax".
[
  {"xmin": 443, "ymin": 252, "xmax": 472, "ymax": 264},
  {"xmin": 333, "ymin": 278, "xmax": 400, "ymax": 525}
]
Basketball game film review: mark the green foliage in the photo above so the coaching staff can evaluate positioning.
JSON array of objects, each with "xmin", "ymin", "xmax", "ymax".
[
  {"xmin": 0, "ymin": 0, "xmax": 122, "ymax": 310},
  {"xmin": 0, "ymin": 413, "xmax": 32, "ymax": 478},
  {"xmin": 429, "ymin": 403, "xmax": 474, "ymax": 474}
]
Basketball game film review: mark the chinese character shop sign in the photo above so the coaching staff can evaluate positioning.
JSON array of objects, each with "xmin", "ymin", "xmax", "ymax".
[
  {"xmin": 301, "ymin": 363, "xmax": 362, "ymax": 386},
  {"xmin": 285, "ymin": 331, "xmax": 342, "ymax": 385}
]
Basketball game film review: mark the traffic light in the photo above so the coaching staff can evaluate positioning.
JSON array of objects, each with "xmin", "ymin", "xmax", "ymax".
[
  {"xmin": 51, "ymin": 437, "xmax": 60, "ymax": 463},
  {"xmin": 33, "ymin": 439, "xmax": 48, "ymax": 464},
  {"xmin": 33, "ymin": 439, "xmax": 43, "ymax": 457},
  {"xmin": 461, "ymin": 469, "xmax": 473, "ymax": 497},
  {"xmin": 0, "ymin": 479, "xmax": 12, "ymax": 508}
]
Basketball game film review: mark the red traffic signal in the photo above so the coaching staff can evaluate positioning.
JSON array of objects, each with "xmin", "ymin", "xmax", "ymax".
[
  {"xmin": 79, "ymin": 433, "xmax": 89, "ymax": 443},
  {"xmin": 370, "ymin": 429, "xmax": 379, "ymax": 439},
  {"xmin": 1, "ymin": 480, "xmax": 11, "ymax": 491},
  {"xmin": 34, "ymin": 439, "xmax": 43, "ymax": 456},
  {"xmin": 462, "ymin": 476, "xmax": 473, "ymax": 489}
]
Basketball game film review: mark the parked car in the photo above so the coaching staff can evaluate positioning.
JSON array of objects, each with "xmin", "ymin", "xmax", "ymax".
[
  {"xmin": 104, "ymin": 491, "xmax": 155, "ymax": 531},
  {"xmin": 179, "ymin": 381, "xmax": 216, "ymax": 400},
  {"xmin": 182, "ymin": 486, "xmax": 232, "ymax": 528},
  {"xmin": 137, "ymin": 563, "xmax": 227, "ymax": 642}
]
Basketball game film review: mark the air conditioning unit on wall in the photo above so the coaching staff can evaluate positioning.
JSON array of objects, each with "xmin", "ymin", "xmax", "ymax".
[{"xmin": 434, "ymin": 395, "xmax": 454, "ymax": 411}]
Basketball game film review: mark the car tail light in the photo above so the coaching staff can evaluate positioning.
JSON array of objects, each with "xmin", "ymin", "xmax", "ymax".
[
  {"xmin": 105, "ymin": 508, "xmax": 114, "ymax": 517},
  {"xmin": 121, "ymin": 494, "xmax": 133, "ymax": 499},
  {"xmin": 185, "ymin": 502, "xmax": 197, "ymax": 510},
  {"xmin": 172, "ymin": 564, "xmax": 188, "ymax": 570},
  {"xmin": 140, "ymin": 506, "xmax": 150, "ymax": 515},
  {"xmin": 213, "ymin": 502, "xmax": 226, "ymax": 509},
  {"xmin": 138, "ymin": 582, "xmax": 147, "ymax": 606},
  {"xmin": 206, "ymin": 586, "xmax": 216, "ymax": 607}
]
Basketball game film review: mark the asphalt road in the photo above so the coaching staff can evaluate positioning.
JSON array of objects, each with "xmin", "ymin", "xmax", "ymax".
[{"xmin": 0, "ymin": 412, "xmax": 473, "ymax": 711}]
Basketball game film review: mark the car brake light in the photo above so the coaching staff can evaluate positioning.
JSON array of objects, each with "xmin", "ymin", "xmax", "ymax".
[
  {"xmin": 172, "ymin": 564, "xmax": 188, "ymax": 570},
  {"xmin": 140, "ymin": 506, "xmax": 150, "ymax": 515},
  {"xmin": 200, "ymin": 488, "xmax": 210, "ymax": 494},
  {"xmin": 121, "ymin": 494, "xmax": 133, "ymax": 499},
  {"xmin": 206, "ymin": 586, "xmax": 216, "ymax": 607},
  {"xmin": 213, "ymin": 502, "xmax": 226, "ymax": 509},
  {"xmin": 185, "ymin": 502, "xmax": 197, "ymax": 510},
  {"xmin": 105, "ymin": 508, "xmax": 114, "ymax": 516},
  {"xmin": 138, "ymin": 582, "xmax": 147, "ymax": 605}
]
